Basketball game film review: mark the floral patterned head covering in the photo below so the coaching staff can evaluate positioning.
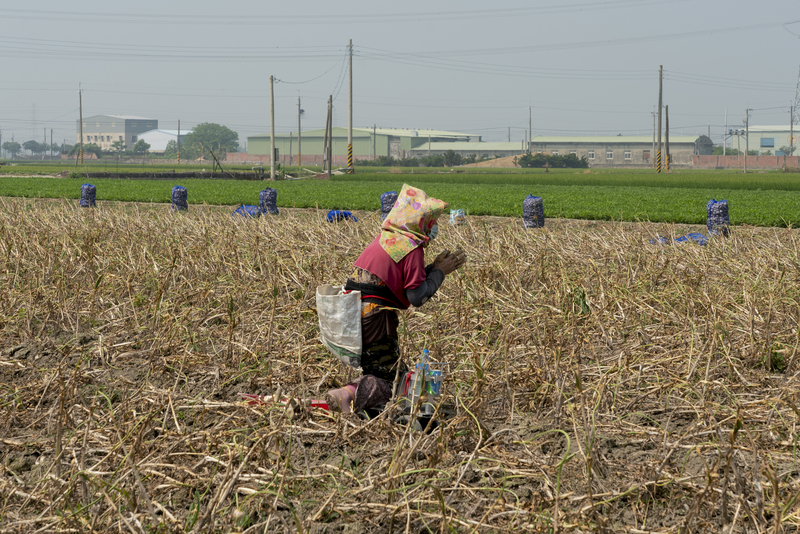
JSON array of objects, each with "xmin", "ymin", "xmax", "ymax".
[{"xmin": 379, "ymin": 184, "xmax": 448, "ymax": 263}]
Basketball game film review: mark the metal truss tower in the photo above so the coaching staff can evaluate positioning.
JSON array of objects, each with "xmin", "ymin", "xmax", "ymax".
[{"xmin": 794, "ymin": 63, "xmax": 800, "ymax": 124}]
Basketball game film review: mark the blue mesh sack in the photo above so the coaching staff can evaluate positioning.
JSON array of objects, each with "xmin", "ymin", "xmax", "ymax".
[
  {"xmin": 171, "ymin": 185, "xmax": 188, "ymax": 211},
  {"xmin": 707, "ymin": 199, "xmax": 730, "ymax": 237},
  {"xmin": 522, "ymin": 195, "xmax": 544, "ymax": 228},
  {"xmin": 380, "ymin": 191, "xmax": 398, "ymax": 220},
  {"xmin": 327, "ymin": 210, "xmax": 358, "ymax": 223},
  {"xmin": 233, "ymin": 205, "xmax": 262, "ymax": 218},
  {"xmin": 259, "ymin": 188, "xmax": 279, "ymax": 215},
  {"xmin": 79, "ymin": 183, "xmax": 96, "ymax": 208},
  {"xmin": 676, "ymin": 233, "xmax": 708, "ymax": 246},
  {"xmin": 450, "ymin": 209, "xmax": 466, "ymax": 226}
]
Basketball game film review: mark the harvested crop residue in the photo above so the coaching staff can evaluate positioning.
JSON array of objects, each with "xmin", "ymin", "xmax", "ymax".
[{"xmin": 1, "ymin": 196, "xmax": 799, "ymax": 532}]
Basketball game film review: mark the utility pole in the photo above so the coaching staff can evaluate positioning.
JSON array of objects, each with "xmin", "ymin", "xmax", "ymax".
[
  {"xmin": 508, "ymin": 127, "xmax": 510, "ymax": 142},
  {"xmin": 528, "ymin": 106, "xmax": 532, "ymax": 153},
  {"xmin": 270, "ymin": 75, "xmax": 275, "ymax": 180},
  {"xmin": 724, "ymin": 109, "xmax": 727, "ymax": 156},
  {"xmin": 652, "ymin": 110, "xmax": 656, "ymax": 168},
  {"xmin": 177, "ymin": 120, "xmax": 181, "ymax": 164},
  {"xmin": 791, "ymin": 103, "xmax": 794, "ymax": 159},
  {"xmin": 665, "ymin": 105, "xmax": 670, "ymax": 171},
  {"xmin": 298, "ymin": 97, "xmax": 302, "ymax": 167},
  {"xmin": 347, "ymin": 39, "xmax": 354, "ymax": 174},
  {"xmin": 289, "ymin": 132, "xmax": 293, "ymax": 165},
  {"xmin": 79, "ymin": 88, "xmax": 84, "ymax": 165},
  {"xmin": 657, "ymin": 65, "xmax": 662, "ymax": 173},
  {"xmin": 327, "ymin": 95, "xmax": 333, "ymax": 180},
  {"xmin": 322, "ymin": 99, "xmax": 330, "ymax": 172},
  {"xmin": 744, "ymin": 107, "xmax": 749, "ymax": 173},
  {"xmin": 373, "ymin": 124, "xmax": 376, "ymax": 160},
  {"xmin": 50, "ymin": 129, "xmax": 52, "ymax": 159}
]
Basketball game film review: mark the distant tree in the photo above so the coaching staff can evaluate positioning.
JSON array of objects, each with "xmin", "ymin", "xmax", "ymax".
[
  {"xmin": 2, "ymin": 141, "xmax": 22, "ymax": 158},
  {"xmin": 443, "ymin": 149, "xmax": 462, "ymax": 167},
  {"xmin": 779, "ymin": 145, "xmax": 796, "ymax": 155},
  {"xmin": 748, "ymin": 149, "xmax": 758, "ymax": 156},
  {"xmin": 111, "ymin": 140, "xmax": 126, "ymax": 153},
  {"xmin": 23, "ymin": 140, "xmax": 43, "ymax": 155},
  {"xmin": 419, "ymin": 154, "xmax": 444, "ymax": 167},
  {"xmin": 761, "ymin": 150, "xmax": 773, "ymax": 156},
  {"xmin": 516, "ymin": 153, "xmax": 588, "ymax": 168},
  {"xmin": 69, "ymin": 143, "xmax": 102, "ymax": 158},
  {"xmin": 163, "ymin": 139, "xmax": 178, "ymax": 158},
  {"xmin": 182, "ymin": 123, "xmax": 239, "ymax": 157},
  {"xmin": 133, "ymin": 139, "xmax": 151, "ymax": 154},
  {"xmin": 712, "ymin": 146, "xmax": 742, "ymax": 155}
]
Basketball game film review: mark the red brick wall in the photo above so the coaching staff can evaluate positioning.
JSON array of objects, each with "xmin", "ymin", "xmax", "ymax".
[
  {"xmin": 226, "ymin": 153, "xmax": 353, "ymax": 166},
  {"xmin": 693, "ymin": 155, "xmax": 800, "ymax": 169}
]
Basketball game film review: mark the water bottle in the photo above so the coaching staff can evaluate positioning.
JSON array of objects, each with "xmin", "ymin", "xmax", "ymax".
[{"xmin": 411, "ymin": 349, "xmax": 429, "ymax": 410}]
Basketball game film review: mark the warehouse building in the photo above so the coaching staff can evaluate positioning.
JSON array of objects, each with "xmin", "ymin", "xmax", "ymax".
[
  {"xmin": 407, "ymin": 141, "xmax": 527, "ymax": 159},
  {"xmin": 137, "ymin": 129, "xmax": 193, "ymax": 153},
  {"xmin": 528, "ymin": 135, "xmax": 713, "ymax": 167},
  {"xmin": 76, "ymin": 115, "xmax": 158, "ymax": 150},
  {"xmin": 727, "ymin": 126, "xmax": 796, "ymax": 155},
  {"xmin": 243, "ymin": 127, "xmax": 480, "ymax": 165}
]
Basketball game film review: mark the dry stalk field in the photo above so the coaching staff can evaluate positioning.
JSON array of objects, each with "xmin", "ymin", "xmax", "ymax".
[{"xmin": 1, "ymin": 197, "xmax": 800, "ymax": 533}]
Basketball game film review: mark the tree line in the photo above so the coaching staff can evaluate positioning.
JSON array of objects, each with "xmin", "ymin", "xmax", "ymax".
[{"xmin": 1, "ymin": 123, "xmax": 239, "ymax": 160}]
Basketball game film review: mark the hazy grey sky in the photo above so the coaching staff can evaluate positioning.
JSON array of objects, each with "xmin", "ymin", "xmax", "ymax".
[{"xmin": 1, "ymin": 0, "xmax": 798, "ymax": 148}]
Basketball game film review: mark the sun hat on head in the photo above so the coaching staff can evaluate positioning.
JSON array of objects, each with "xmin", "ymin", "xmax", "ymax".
[{"xmin": 379, "ymin": 184, "xmax": 448, "ymax": 263}]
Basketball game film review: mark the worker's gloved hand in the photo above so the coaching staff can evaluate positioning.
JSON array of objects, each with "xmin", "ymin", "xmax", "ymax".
[
  {"xmin": 434, "ymin": 249, "xmax": 467, "ymax": 275},
  {"xmin": 325, "ymin": 385, "xmax": 356, "ymax": 413}
]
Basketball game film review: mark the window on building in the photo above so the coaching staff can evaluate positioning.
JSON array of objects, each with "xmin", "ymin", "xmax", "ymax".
[
  {"xmin": 569, "ymin": 151, "xmax": 576, "ymax": 156},
  {"xmin": 643, "ymin": 150, "xmax": 650, "ymax": 160},
  {"xmin": 498, "ymin": 154, "xmax": 505, "ymax": 157},
  {"xmin": 624, "ymin": 151, "xmax": 631, "ymax": 160},
  {"xmin": 761, "ymin": 138, "xmax": 775, "ymax": 148},
  {"xmin": 111, "ymin": 122, "xmax": 116, "ymax": 127},
  {"xmin": 588, "ymin": 151, "xmax": 595, "ymax": 159},
  {"xmin": 552, "ymin": 151, "xmax": 558, "ymax": 156},
  {"xmin": 119, "ymin": 136, "xmax": 123, "ymax": 141},
  {"xmin": 482, "ymin": 154, "xmax": 489, "ymax": 158},
  {"xmin": 606, "ymin": 151, "xmax": 613, "ymax": 159},
  {"xmin": 132, "ymin": 135, "xmax": 137, "ymax": 142},
  {"xmin": 147, "ymin": 123, "xmax": 152, "ymax": 128},
  {"xmin": 131, "ymin": 123, "xmax": 137, "ymax": 127}
]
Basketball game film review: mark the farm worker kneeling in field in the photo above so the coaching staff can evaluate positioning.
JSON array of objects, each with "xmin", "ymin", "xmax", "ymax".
[{"xmin": 325, "ymin": 184, "xmax": 467, "ymax": 412}]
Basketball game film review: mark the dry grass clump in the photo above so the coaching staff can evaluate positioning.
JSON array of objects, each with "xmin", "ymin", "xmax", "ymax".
[{"xmin": 1, "ymin": 197, "xmax": 800, "ymax": 533}]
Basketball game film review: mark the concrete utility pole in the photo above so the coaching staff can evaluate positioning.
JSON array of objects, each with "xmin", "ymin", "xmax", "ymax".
[
  {"xmin": 652, "ymin": 110, "xmax": 656, "ymax": 168},
  {"xmin": 724, "ymin": 109, "xmax": 727, "ymax": 156},
  {"xmin": 744, "ymin": 107, "xmax": 749, "ymax": 173},
  {"xmin": 79, "ymin": 88, "xmax": 84, "ymax": 165},
  {"xmin": 50, "ymin": 129, "xmax": 52, "ymax": 159},
  {"xmin": 270, "ymin": 75, "xmax": 276, "ymax": 180},
  {"xmin": 528, "ymin": 106, "xmax": 532, "ymax": 153},
  {"xmin": 665, "ymin": 105, "xmax": 670, "ymax": 171},
  {"xmin": 289, "ymin": 132, "xmax": 293, "ymax": 165},
  {"xmin": 298, "ymin": 97, "xmax": 302, "ymax": 166},
  {"xmin": 373, "ymin": 124, "xmax": 376, "ymax": 160},
  {"xmin": 177, "ymin": 120, "xmax": 181, "ymax": 164},
  {"xmin": 657, "ymin": 65, "xmax": 662, "ymax": 173},
  {"xmin": 347, "ymin": 39, "xmax": 354, "ymax": 174},
  {"xmin": 791, "ymin": 103, "xmax": 794, "ymax": 158},
  {"xmin": 327, "ymin": 95, "xmax": 333, "ymax": 180}
]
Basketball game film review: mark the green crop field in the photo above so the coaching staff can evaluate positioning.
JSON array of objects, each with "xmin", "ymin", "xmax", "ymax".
[{"xmin": 0, "ymin": 171, "xmax": 797, "ymax": 226}]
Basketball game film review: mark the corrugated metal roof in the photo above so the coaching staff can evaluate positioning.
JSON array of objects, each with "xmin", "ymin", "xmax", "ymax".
[
  {"xmin": 747, "ymin": 125, "xmax": 793, "ymax": 133},
  {"xmin": 248, "ymin": 127, "xmax": 477, "ymax": 139},
  {"xmin": 409, "ymin": 142, "xmax": 521, "ymax": 151},
  {"xmin": 530, "ymin": 135, "xmax": 701, "ymax": 144},
  {"xmin": 86, "ymin": 114, "xmax": 157, "ymax": 121}
]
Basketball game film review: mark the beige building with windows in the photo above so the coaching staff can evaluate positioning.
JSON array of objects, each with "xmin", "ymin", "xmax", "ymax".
[
  {"xmin": 76, "ymin": 115, "xmax": 158, "ymax": 150},
  {"xmin": 528, "ymin": 135, "xmax": 713, "ymax": 167}
]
